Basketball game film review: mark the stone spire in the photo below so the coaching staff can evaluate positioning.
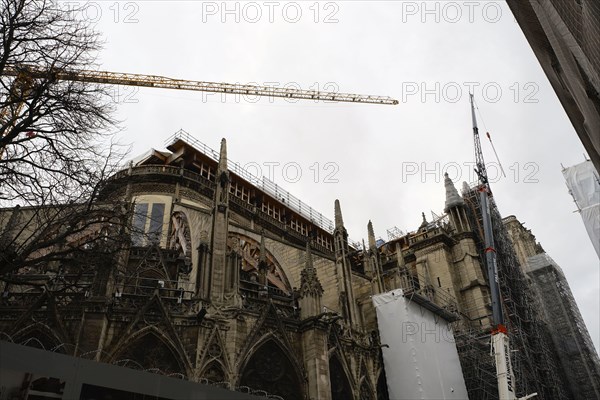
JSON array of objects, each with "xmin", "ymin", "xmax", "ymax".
[
  {"xmin": 444, "ymin": 173, "xmax": 464, "ymax": 212},
  {"xmin": 367, "ymin": 220, "xmax": 376, "ymax": 251},
  {"xmin": 206, "ymin": 137, "xmax": 236, "ymax": 304},
  {"xmin": 332, "ymin": 199, "xmax": 359, "ymax": 329},
  {"xmin": 366, "ymin": 220, "xmax": 384, "ymax": 294},
  {"xmin": 217, "ymin": 138, "xmax": 228, "ymax": 173},
  {"xmin": 333, "ymin": 199, "xmax": 348, "ymax": 253},
  {"xmin": 446, "ymin": 179, "xmax": 471, "ymax": 233},
  {"xmin": 216, "ymin": 138, "xmax": 229, "ymax": 206},
  {"xmin": 419, "ymin": 212, "xmax": 428, "ymax": 230},
  {"xmin": 299, "ymin": 241, "xmax": 323, "ymax": 299},
  {"xmin": 298, "ymin": 241, "xmax": 324, "ymax": 328},
  {"xmin": 462, "ymin": 181, "xmax": 471, "ymax": 195},
  {"xmin": 334, "ymin": 199, "xmax": 344, "ymax": 230}
]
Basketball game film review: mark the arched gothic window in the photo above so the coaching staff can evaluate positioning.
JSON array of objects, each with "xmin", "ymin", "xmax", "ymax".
[
  {"xmin": 202, "ymin": 361, "xmax": 226, "ymax": 383},
  {"xmin": 114, "ymin": 333, "xmax": 184, "ymax": 376},
  {"xmin": 17, "ymin": 328, "xmax": 63, "ymax": 353},
  {"xmin": 239, "ymin": 341, "xmax": 302, "ymax": 400},
  {"xmin": 329, "ymin": 356, "xmax": 352, "ymax": 400}
]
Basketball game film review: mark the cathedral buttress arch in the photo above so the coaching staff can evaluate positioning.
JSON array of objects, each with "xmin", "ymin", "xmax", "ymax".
[{"xmin": 227, "ymin": 232, "xmax": 292, "ymax": 295}]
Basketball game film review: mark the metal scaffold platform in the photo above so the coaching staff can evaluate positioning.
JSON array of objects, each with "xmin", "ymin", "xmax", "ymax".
[{"xmin": 457, "ymin": 184, "xmax": 572, "ymax": 400}]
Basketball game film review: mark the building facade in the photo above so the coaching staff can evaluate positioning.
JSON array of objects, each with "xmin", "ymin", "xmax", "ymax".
[
  {"xmin": 506, "ymin": 0, "xmax": 600, "ymax": 173},
  {"xmin": 0, "ymin": 133, "xmax": 388, "ymax": 400},
  {"xmin": 505, "ymin": 216, "xmax": 600, "ymax": 399},
  {"xmin": 0, "ymin": 132, "xmax": 595, "ymax": 399}
]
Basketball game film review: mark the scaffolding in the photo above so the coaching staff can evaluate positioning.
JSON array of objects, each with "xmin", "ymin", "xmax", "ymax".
[
  {"xmin": 452, "ymin": 325, "xmax": 498, "ymax": 400},
  {"xmin": 525, "ymin": 253, "xmax": 600, "ymax": 399},
  {"xmin": 165, "ymin": 130, "xmax": 336, "ymax": 234},
  {"xmin": 386, "ymin": 226, "xmax": 405, "ymax": 241},
  {"xmin": 456, "ymin": 184, "xmax": 572, "ymax": 400}
]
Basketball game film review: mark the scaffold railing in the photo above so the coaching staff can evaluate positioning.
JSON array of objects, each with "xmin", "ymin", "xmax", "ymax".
[{"xmin": 165, "ymin": 130, "xmax": 335, "ymax": 234}]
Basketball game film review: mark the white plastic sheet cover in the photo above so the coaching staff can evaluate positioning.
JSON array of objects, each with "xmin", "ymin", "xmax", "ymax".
[
  {"xmin": 563, "ymin": 161, "xmax": 600, "ymax": 257},
  {"xmin": 372, "ymin": 290, "xmax": 469, "ymax": 400}
]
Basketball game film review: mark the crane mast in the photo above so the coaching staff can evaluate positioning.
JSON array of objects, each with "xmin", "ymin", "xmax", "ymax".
[
  {"xmin": 469, "ymin": 94, "xmax": 536, "ymax": 400},
  {"xmin": 2, "ymin": 65, "xmax": 399, "ymax": 105},
  {"xmin": 471, "ymin": 93, "xmax": 489, "ymax": 185},
  {"xmin": 470, "ymin": 93, "xmax": 503, "ymax": 326}
]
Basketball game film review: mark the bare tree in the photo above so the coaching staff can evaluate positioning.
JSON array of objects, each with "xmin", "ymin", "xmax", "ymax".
[{"xmin": 0, "ymin": 0, "xmax": 129, "ymax": 280}]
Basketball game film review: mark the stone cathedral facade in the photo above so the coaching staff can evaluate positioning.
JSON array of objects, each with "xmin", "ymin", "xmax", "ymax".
[
  {"xmin": 1, "ymin": 133, "xmax": 591, "ymax": 399},
  {"xmin": 0, "ymin": 135, "xmax": 390, "ymax": 400}
]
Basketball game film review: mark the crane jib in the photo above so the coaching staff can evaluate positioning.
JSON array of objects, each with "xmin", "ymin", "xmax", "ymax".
[{"xmin": 2, "ymin": 65, "xmax": 399, "ymax": 105}]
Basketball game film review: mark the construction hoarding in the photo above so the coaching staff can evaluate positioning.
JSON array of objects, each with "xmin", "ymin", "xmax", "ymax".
[
  {"xmin": 373, "ymin": 290, "xmax": 469, "ymax": 400},
  {"xmin": 562, "ymin": 160, "xmax": 600, "ymax": 257}
]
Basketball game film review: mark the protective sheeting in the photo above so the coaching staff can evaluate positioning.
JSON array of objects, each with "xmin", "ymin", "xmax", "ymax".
[
  {"xmin": 373, "ymin": 290, "xmax": 468, "ymax": 400},
  {"xmin": 525, "ymin": 253, "xmax": 564, "ymax": 274},
  {"xmin": 562, "ymin": 161, "xmax": 600, "ymax": 257}
]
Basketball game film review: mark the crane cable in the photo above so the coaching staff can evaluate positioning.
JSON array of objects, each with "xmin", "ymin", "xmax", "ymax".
[{"xmin": 474, "ymin": 99, "xmax": 506, "ymax": 178}]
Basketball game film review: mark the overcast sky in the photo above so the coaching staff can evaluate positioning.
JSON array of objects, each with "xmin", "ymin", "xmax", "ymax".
[{"xmin": 83, "ymin": 1, "xmax": 599, "ymax": 351}]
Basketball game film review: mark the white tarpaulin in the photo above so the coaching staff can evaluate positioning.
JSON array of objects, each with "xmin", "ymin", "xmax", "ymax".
[
  {"xmin": 562, "ymin": 161, "xmax": 600, "ymax": 257},
  {"xmin": 373, "ymin": 290, "xmax": 468, "ymax": 400}
]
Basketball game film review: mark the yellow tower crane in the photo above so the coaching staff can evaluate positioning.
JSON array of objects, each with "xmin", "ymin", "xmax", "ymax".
[
  {"xmin": 0, "ymin": 64, "xmax": 398, "ymax": 158},
  {"xmin": 2, "ymin": 64, "xmax": 399, "ymax": 105}
]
